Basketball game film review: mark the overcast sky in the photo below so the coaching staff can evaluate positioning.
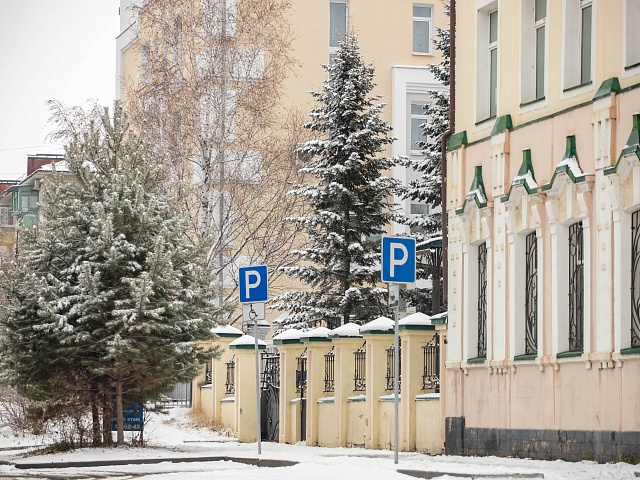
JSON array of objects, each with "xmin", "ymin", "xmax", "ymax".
[{"xmin": 0, "ymin": 1, "xmax": 120, "ymax": 179}]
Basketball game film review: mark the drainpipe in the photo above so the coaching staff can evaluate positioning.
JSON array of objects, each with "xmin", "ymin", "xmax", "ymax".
[{"xmin": 440, "ymin": 0, "xmax": 455, "ymax": 308}]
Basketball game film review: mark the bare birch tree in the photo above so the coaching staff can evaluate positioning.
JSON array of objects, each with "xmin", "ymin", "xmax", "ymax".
[{"xmin": 122, "ymin": 0, "xmax": 309, "ymax": 317}]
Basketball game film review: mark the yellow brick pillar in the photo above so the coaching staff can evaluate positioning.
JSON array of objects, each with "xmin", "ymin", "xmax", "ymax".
[
  {"xmin": 191, "ymin": 340, "xmax": 212, "ymax": 413},
  {"xmin": 329, "ymin": 323, "xmax": 365, "ymax": 447},
  {"xmin": 211, "ymin": 326, "xmax": 243, "ymax": 425},
  {"xmin": 360, "ymin": 316, "xmax": 395, "ymax": 450},
  {"xmin": 301, "ymin": 327, "xmax": 332, "ymax": 446},
  {"xmin": 272, "ymin": 329, "xmax": 305, "ymax": 444},
  {"xmin": 398, "ymin": 312, "xmax": 438, "ymax": 452},
  {"xmin": 229, "ymin": 334, "xmax": 266, "ymax": 443}
]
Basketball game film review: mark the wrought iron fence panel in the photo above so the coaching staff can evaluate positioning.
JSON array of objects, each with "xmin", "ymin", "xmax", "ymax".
[
  {"xmin": 477, "ymin": 242, "xmax": 488, "ymax": 358},
  {"xmin": 569, "ymin": 222, "xmax": 584, "ymax": 352},
  {"xmin": 296, "ymin": 348, "xmax": 308, "ymax": 394},
  {"xmin": 525, "ymin": 232, "xmax": 538, "ymax": 355},
  {"xmin": 225, "ymin": 355, "xmax": 235, "ymax": 395},
  {"xmin": 385, "ymin": 343, "xmax": 401, "ymax": 391},
  {"xmin": 632, "ymin": 210, "xmax": 640, "ymax": 348},
  {"xmin": 205, "ymin": 362, "xmax": 212, "ymax": 384},
  {"xmin": 353, "ymin": 342, "xmax": 366, "ymax": 392},
  {"xmin": 422, "ymin": 333, "xmax": 440, "ymax": 392},
  {"xmin": 261, "ymin": 351, "xmax": 280, "ymax": 389},
  {"xmin": 324, "ymin": 346, "xmax": 335, "ymax": 392}
]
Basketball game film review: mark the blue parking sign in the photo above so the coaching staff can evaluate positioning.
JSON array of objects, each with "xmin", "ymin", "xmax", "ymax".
[
  {"xmin": 239, "ymin": 265, "xmax": 268, "ymax": 304},
  {"xmin": 381, "ymin": 236, "xmax": 416, "ymax": 284}
]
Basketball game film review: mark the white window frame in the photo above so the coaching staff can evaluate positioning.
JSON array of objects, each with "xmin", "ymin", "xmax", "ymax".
[
  {"xmin": 412, "ymin": 4, "xmax": 434, "ymax": 55},
  {"xmin": 520, "ymin": 0, "xmax": 548, "ymax": 106},
  {"xmin": 561, "ymin": 0, "xmax": 596, "ymax": 95},
  {"xmin": 409, "ymin": 102, "xmax": 428, "ymax": 155},
  {"xmin": 475, "ymin": 1, "xmax": 499, "ymax": 124},
  {"xmin": 329, "ymin": 1, "xmax": 349, "ymax": 63}
]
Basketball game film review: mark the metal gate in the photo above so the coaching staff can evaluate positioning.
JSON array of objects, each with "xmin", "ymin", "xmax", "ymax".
[{"xmin": 260, "ymin": 351, "xmax": 280, "ymax": 441}]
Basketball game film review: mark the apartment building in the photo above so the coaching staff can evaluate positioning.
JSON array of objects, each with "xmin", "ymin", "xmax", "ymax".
[{"xmin": 445, "ymin": 0, "xmax": 640, "ymax": 462}]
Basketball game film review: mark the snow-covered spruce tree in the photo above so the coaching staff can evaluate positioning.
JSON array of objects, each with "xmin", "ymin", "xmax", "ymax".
[
  {"xmin": 397, "ymin": 3, "xmax": 450, "ymax": 313},
  {"xmin": 273, "ymin": 34, "xmax": 398, "ymax": 329},
  {"xmin": 0, "ymin": 103, "xmax": 223, "ymax": 446}
]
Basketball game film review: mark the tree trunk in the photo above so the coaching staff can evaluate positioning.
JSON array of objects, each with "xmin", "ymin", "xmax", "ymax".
[
  {"xmin": 116, "ymin": 372, "xmax": 125, "ymax": 445},
  {"xmin": 91, "ymin": 387, "xmax": 101, "ymax": 446},
  {"xmin": 102, "ymin": 389, "xmax": 113, "ymax": 447}
]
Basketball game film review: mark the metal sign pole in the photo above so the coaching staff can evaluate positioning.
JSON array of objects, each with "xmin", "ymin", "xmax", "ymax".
[
  {"xmin": 250, "ymin": 305, "xmax": 261, "ymax": 455},
  {"xmin": 393, "ymin": 291, "xmax": 400, "ymax": 465}
]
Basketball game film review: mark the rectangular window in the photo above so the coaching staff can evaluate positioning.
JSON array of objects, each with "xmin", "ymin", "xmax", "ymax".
[
  {"xmin": 534, "ymin": 0, "xmax": 546, "ymax": 100},
  {"xmin": 525, "ymin": 232, "xmax": 538, "ymax": 355},
  {"xmin": 477, "ymin": 242, "xmax": 488, "ymax": 358},
  {"xmin": 626, "ymin": 0, "xmax": 640, "ymax": 68},
  {"xmin": 631, "ymin": 210, "xmax": 640, "ymax": 348},
  {"xmin": 0, "ymin": 207, "xmax": 13, "ymax": 227},
  {"xmin": 489, "ymin": 10, "xmax": 498, "ymax": 118},
  {"xmin": 329, "ymin": 2, "xmax": 348, "ymax": 49},
  {"xmin": 580, "ymin": 2, "xmax": 592, "ymax": 84},
  {"xmin": 410, "ymin": 103, "xmax": 427, "ymax": 153},
  {"xmin": 568, "ymin": 222, "xmax": 584, "ymax": 352},
  {"xmin": 413, "ymin": 4, "xmax": 433, "ymax": 54},
  {"xmin": 410, "ymin": 203, "xmax": 430, "ymax": 215}
]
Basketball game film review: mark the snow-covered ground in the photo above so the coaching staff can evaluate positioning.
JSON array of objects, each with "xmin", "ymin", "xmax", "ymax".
[{"xmin": 0, "ymin": 408, "xmax": 638, "ymax": 479}]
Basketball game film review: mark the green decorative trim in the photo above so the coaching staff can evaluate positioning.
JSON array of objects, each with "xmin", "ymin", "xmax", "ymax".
[
  {"xmin": 329, "ymin": 334, "xmax": 363, "ymax": 339},
  {"xmin": 455, "ymin": 165, "xmax": 488, "ymax": 215},
  {"xmin": 605, "ymin": 113, "xmax": 640, "ymax": 176},
  {"xmin": 620, "ymin": 346, "xmax": 640, "ymax": 355},
  {"xmin": 467, "ymin": 356, "xmax": 486, "ymax": 364},
  {"xmin": 430, "ymin": 316, "xmax": 447, "ymax": 325},
  {"xmin": 625, "ymin": 61, "xmax": 640, "ymax": 70},
  {"xmin": 562, "ymin": 81, "xmax": 593, "ymax": 93},
  {"xmin": 347, "ymin": 395, "xmax": 366, "ymax": 403},
  {"xmin": 220, "ymin": 397, "xmax": 235, "ymax": 403},
  {"xmin": 230, "ymin": 344, "xmax": 267, "ymax": 350},
  {"xmin": 556, "ymin": 350, "xmax": 582, "ymax": 359},
  {"xmin": 447, "ymin": 131, "xmax": 468, "ymax": 151},
  {"xmin": 302, "ymin": 337, "xmax": 332, "ymax": 343},
  {"xmin": 501, "ymin": 149, "xmax": 538, "ymax": 203},
  {"xmin": 399, "ymin": 324, "xmax": 435, "ymax": 331},
  {"xmin": 216, "ymin": 333, "xmax": 243, "ymax": 338},
  {"xmin": 415, "ymin": 394, "xmax": 440, "ymax": 401},
  {"xmin": 491, "ymin": 114, "xmax": 513, "ymax": 136},
  {"xmin": 317, "ymin": 397, "xmax": 335, "ymax": 404},
  {"xmin": 379, "ymin": 395, "xmax": 401, "ymax": 402},
  {"xmin": 514, "ymin": 353, "xmax": 537, "ymax": 361},
  {"xmin": 362, "ymin": 330, "xmax": 394, "ymax": 335},
  {"xmin": 541, "ymin": 135, "xmax": 586, "ymax": 191},
  {"xmin": 272, "ymin": 338, "xmax": 301, "ymax": 345},
  {"xmin": 593, "ymin": 77, "xmax": 621, "ymax": 100},
  {"xmin": 519, "ymin": 97, "xmax": 545, "ymax": 108}
]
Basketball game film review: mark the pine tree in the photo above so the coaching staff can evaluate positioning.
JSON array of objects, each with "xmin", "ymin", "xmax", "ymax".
[
  {"xmin": 273, "ymin": 35, "xmax": 397, "ymax": 329},
  {"xmin": 0, "ymin": 103, "xmax": 223, "ymax": 446}
]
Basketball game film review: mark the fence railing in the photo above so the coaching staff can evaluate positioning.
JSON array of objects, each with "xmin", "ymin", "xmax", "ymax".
[
  {"xmin": 205, "ymin": 362, "xmax": 212, "ymax": 384},
  {"xmin": 385, "ymin": 344, "xmax": 401, "ymax": 391},
  {"xmin": 353, "ymin": 342, "xmax": 366, "ymax": 392},
  {"xmin": 296, "ymin": 348, "xmax": 308, "ymax": 394},
  {"xmin": 225, "ymin": 355, "xmax": 235, "ymax": 395},
  {"xmin": 324, "ymin": 346, "xmax": 335, "ymax": 393},
  {"xmin": 422, "ymin": 333, "xmax": 440, "ymax": 393}
]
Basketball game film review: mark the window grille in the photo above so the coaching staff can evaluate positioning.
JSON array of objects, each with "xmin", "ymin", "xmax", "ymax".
[
  {"xmin": 205, "ymin": 361, "xmax": 212, "ymax": 384},
  {"xmin": 353, "ymin": 342, "xmax": 366, "ymax": 392},
  {"xmin": 422, "ymin": 333, "xmax": 440, "ymax": 392},
  {"xmin": 525, "ymin": 232, "xmax": 538, "ymax": 355},
  {"xmin": 477, "ymin": 242, "xmax": 488, "ymax": 358},
  {"xmin": 0, "ymin": 207, "xmax": 13, "ymax": 227},
  {"xmin": 225, "ymin": 356, "xmax": 235, "ymax": 394},
  {"xmin": 260, "ymin": 351, "xmax": 280, "ymax": 388},
  {"xmin": 324, "ymin": 346, "xmax": 335, "ymax": 393},
  {"xmin": 385, "ymin": 343, "xmax": 401, "ymax": 391},
  {"xmin": 296, "ymin": 348, "xmax": 308, "ymax": 394},
  {"xmin": 569, "ymin": 221, "xmax": 584, "ymax": 351},
  {"xmin": 632, "ymin": 210, "xmax": 640, "ymax": 348}
]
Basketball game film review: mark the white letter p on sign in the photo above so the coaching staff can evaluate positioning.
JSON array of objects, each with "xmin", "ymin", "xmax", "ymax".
[
  {"xmin": 245, "ymin": 271, "xmax": 261, "ymax": 299},
  {"xmin": 390, "ymin": 244, "xmax": 408, "ymax": 277}
]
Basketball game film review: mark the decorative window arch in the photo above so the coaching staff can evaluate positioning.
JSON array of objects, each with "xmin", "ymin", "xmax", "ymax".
[
  {"xmin": 501, "ymin": 149, "xmax": 544, "ymax": 361},
  {"xmin": 541, "ymin": 135, "xmax": 593, "ymax": 358}
]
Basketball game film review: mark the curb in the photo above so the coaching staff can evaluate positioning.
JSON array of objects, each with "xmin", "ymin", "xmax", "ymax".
[
  {"xmin": 13, "ymin": 455, "xmax": 298, "ymax": 470},
  {"xmin": 397, "ymin": 469, "xmax": 545, "ymax": 479}
]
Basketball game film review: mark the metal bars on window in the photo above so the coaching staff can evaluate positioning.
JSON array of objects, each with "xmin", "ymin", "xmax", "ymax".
[
  {"xmin": 205, "ymin": 361, "xmax": 212, "ymax": 384},
  {"xmin": 477, "ymin": 242, "xmax": 488, "ymax": 358},
  {"xmin": 632, "ymin": 211, "xmax": 640, "ymax": 348},
  {"xmin": 385, "ymin": 343, "xmax": 401, "ymax": 391},
  {"xmin": 225, "ymin": 355, "xmax": 235, "ymax": 394},
  {"xmin": 353, "ymin": 342, "xmax": 366, "ymax": 392},
  {"xmin": 569, "ymin": 221, "xmax": 584, "ymax": 352},
  {"xmin": 260, "ymin": 351, "xmax": 280, "ymax": 389},
  {"xmin": 324, "ymin": 346, "xmax": 335, "ymax": 393},
  {"xmin": 422, "ymin": 333, "xmax": 440, "ymax": 392},
  {"xmin": 525, "ymin": 232, "xmax": 538, "ymax": 355},
  {"xmin": 296, "ymin": 348, "xmax": 308, "ymax": 394}
]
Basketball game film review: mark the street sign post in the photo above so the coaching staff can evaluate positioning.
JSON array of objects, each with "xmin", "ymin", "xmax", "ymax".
[
  {"xmin": 381, "ymin": 236, "xmax": 416, "ymax": 465},
  {"xmin": 238, "ymin": 265, "xmax": 269, "ymax": 455}
]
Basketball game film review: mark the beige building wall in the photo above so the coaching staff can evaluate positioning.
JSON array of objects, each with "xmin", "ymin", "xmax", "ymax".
[{"xmin": 446, "ymin": 0, "xmax": 640, "ymax": 462}]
